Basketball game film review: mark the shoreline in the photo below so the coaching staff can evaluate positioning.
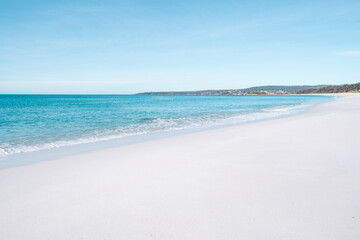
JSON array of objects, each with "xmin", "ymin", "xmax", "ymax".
[
  {"xmin": 0, "ymin": 93, "xmax": 359, "ymax": 239},
  {"xmin": 0, "ymin": 94, "xmax": 334, "ymax": 171},
  {"xmin": 0, "ymin": 95, "xmax": 331, "ymax": 170}
]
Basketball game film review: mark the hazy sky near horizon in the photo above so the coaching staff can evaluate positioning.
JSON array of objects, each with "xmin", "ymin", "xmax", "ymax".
[{"xmin": 1, "ymin": 0, "xmax": 359, "ymax": 93}]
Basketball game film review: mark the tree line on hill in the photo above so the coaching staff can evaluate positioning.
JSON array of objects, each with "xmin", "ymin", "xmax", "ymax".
[
  {"xmin": 297, "ymin": 82, "xmax": 360, "ymax": 94},
  {"xmin": 136, "ymin": 83, "xmax": 360, "ymax": 95}
]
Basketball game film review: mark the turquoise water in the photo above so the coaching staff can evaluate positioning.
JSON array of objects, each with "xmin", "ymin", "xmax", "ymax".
[{"xmin": 0, "ymin": 95, "xmax": 330, "ymax": 159}]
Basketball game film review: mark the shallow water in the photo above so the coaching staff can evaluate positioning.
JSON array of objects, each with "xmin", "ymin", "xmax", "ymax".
[{"xmin": 0, "ymin": 94, "xmax": 331, "ymax": 161}]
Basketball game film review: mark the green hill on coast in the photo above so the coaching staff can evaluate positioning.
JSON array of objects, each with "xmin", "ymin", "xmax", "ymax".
[{"xmin": 137, "ymin": 83, "xmax": 360, "ymax": 95}]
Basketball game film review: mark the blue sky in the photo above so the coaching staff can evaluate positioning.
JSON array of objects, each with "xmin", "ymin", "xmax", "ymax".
[{"xmin": 0, "ymin": 0, "xmax": 359, "ymax": 93}]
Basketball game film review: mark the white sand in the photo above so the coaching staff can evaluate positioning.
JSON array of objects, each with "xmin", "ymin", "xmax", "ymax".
[{"xmin": 1, "ymin": 94, "xmax": 360, "ymax": 240}]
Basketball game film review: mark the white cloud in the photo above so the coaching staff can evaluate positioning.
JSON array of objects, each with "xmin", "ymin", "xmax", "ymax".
[{"xmin": 336, "ymin": 51, "xmax": 360, "ymax": 56}]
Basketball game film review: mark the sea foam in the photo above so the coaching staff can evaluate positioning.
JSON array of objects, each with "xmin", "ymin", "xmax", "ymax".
[{"xmin": 0, "ymin": 95, "xmax": 331, "ymax": 159}]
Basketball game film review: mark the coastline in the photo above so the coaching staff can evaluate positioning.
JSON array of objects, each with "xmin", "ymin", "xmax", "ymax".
[
  {"xmin": 0, "ymin": 93, "xmax": 359, "ymax": 239},
  {"xmin": 0, "ymin": 95, "xmax": 331, "ymax": 169}
]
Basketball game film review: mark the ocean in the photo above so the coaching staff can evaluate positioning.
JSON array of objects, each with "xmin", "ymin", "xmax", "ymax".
[{"xmin": 0, "ymin": 94, "xmax": 331, "ymax": 165}]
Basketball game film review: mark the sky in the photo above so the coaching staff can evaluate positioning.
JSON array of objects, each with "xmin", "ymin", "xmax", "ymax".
[{"xmin": 0, "ymin": 0, "xmax": 359, "ymax": 94}]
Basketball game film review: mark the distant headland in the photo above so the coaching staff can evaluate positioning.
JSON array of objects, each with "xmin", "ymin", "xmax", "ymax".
[{"xmin": 137, "ymin": 82, "xmax": 360, "ymax": 95}]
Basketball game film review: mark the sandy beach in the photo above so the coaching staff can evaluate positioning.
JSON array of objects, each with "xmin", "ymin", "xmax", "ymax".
[{"xmin": 0, "ymin": 93, "xmax": 359, "ymax": 240}]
